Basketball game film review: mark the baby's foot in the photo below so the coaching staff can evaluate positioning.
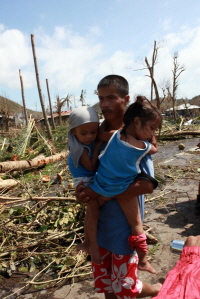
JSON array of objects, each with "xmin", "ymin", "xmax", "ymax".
[
  {"xmin": 151, "ymin": 283, "xmax": 162, "ymax": 296},
  {"xmin": 89, "ymin": 243, "xmax": 101, "ymax": 265},
  {"xmin": 77, "ymin": 242, "xmax": 90, "ymax": 254},
  {"xmin": 138, "ymin": 261, "xmax": 157, "ymax": 274}
]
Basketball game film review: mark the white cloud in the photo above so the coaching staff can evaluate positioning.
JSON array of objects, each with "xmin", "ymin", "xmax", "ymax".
[
  {"xmin": 34, "ymin": 27, "xmax": 103, "ymax": 92},
  {"xmin": 88, "ymin": 25, "xmax": 102, "ymax": 37},
  {"xmin": 162, "ymin": 18, "xmax": 172, "ymax": 31},
  {"xmin": 0, "ymin": 28, "xmax": 34, "ymax": 89},
  {"xmin": 0, "ymin": 24, "xmax": 6, "ymax": 32},
  {"xmin": 142, "ymin": 26, "xmax": 200, "ymax": 99},
  {"xmin": 1, "ymin": 23, "xmax": 200, "ymax": 106}
]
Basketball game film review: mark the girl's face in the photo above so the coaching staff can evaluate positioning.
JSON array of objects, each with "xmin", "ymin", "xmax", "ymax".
[
  {"xmin": 72, "ymin": 122, "xmax": 99, "ymax": 145},
  {"xmin": 134, "ymin": 116, "xmax": 161, "ymax": 141}
]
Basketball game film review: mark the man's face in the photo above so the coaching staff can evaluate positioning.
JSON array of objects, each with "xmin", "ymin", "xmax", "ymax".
[{"xmin": 98, "ymin": 86, "xmax": 129, "ymax": 121}]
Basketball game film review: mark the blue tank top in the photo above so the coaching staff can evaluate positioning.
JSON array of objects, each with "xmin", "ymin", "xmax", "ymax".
[{"xmin": 90, "ymin": 130, "xmax": 150, "ymax": 197}]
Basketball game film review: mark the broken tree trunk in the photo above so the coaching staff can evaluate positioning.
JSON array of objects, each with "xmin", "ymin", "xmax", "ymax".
[
  {"xmin": 0, "ymin": 151, "xmax": 68, "ymax": 172},
  {"xmin": 163, "ymin": 131, "xmax": 200, "ymax": 137},
  {"xmin": 19, "ymin": 69, "xmax": 28, "ymax": 126},
  {"xmin": 0, "ymin": 195, "xmax": 76, "ymax": 205},
  {"xmin": 0, "ymin": 179, "xmax": 18, "ymax": 190},
  {"xmin": 31, "ymin": 34, "xmax": 52, "ymax": 140},
  {"xmin": 46, "ymin": 79, "xmax": 56, "ymax": 130}
]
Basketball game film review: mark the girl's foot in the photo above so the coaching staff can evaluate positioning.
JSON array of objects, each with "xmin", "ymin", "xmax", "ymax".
[{"xmin": 138, "ymin": 261, "xmax": 157, "ymax": 274}]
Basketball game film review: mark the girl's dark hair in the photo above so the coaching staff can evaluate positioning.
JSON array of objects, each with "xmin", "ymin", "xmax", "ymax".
[
  {"xmin": 121, "ymin": 96, "xmax": 162, "ymax": 135},
  {"xmin": 97, "ymin": 74, "xmax": 129, "ymax": 97}
]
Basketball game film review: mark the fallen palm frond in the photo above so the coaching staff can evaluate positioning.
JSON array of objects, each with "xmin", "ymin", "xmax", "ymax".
[
  {"xmin": 0, "ymin": 195, "xmax": 89, "ymax": 293},
  {"xmin": 14, "ymin": 116, "xmax": 35, "ymax": 158}
]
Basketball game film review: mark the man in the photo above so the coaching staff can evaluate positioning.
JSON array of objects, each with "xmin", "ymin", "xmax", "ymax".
[
  {"xmin": 76, "ymin": 75, "xmax": 155, "ymax": 219},
  {"xmin": 76, "ymin": 75, "xmax": 160, "ymax": 298}
]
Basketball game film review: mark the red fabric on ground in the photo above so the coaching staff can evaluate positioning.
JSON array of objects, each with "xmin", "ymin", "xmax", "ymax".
[{"xmin": 152, "ymin": 247, "xmax": 200, "ymax": 299}]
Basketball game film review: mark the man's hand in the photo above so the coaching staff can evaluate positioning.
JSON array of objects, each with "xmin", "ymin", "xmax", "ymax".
[
  {"xmin": 73, "ymin": 181, "xmax": 99, "ymax": 203},
  {"xmin": 185, "ymin": 235, "xmax": 200, "ymax": 247}
]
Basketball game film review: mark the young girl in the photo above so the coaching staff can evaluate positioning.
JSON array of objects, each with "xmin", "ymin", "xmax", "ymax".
[
  {"xmin": 67, "ymin": 106, "xmax": 103, "ymax": 264},
  {"xmin": 89, "ymin": 96, "xmax": 162, "ymax": 271}
]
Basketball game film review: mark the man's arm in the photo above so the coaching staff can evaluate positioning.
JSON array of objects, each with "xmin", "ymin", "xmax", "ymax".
[
  {"xmin": 74, "ymin": 183, "xmax": 99, "ymax": 203},
  {"xmin": 74, "ymin": 178, "xmax": 154, "ymax": 203},
  {"xmin": 114, "ymin": 178, "xmax": 154, "ymax": 200}
]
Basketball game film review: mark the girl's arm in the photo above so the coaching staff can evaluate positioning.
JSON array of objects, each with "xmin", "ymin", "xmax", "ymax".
[
  {"xmin": 79, "ymin": 140, "xmax": 102, "ymax": 172},
  {"xmin": 148, "ymin": 135, "xmax": 158, "ymax": 155}
]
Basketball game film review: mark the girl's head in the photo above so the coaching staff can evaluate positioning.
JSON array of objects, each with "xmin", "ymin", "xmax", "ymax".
[
  {"xmin": 122, "ymin": 96, "xmax": 162, "ymax": 140},
  {"xmin": 69, "ymin": 106, "xmax": 99, "ymax": 145}
]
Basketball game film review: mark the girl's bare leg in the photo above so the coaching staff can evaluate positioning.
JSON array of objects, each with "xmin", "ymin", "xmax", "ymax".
[{"xmin": 117, "ymin": 196, "xmax": 156, "ymax": 274}]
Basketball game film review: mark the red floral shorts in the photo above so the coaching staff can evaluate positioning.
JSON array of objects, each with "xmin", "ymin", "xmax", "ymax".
[{"xmin": 92, "ymin": 246, "xmax": 143, "ymax": 299}]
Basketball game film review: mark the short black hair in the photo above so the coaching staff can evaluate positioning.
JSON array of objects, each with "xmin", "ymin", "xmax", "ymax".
[{"xmin": 97, "ymin": 74, "xmax": 129, "ymax": 97}]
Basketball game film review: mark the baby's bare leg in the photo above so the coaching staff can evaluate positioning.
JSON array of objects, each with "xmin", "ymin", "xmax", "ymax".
[
  {"xmin": 117, "ymin": 196, "xmax": 156, "ymax": 274},
  {"xmin": 77, "ymin": 208, "xmax": 90, "ymax": 253},
  {"xmin": 86, "ymin": 199, "xmax": 102, "ymax": 265}
]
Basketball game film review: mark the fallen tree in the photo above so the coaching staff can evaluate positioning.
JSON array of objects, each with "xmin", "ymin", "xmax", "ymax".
[
  {"xmin": 0, "ymin": 195, "xmax": 76, "ymax": 205},
  {"xmin": 0, "ymin": 179, "xmax": 18, "ymax": 190},
  {"xmin": 0, "ymin": 151, "xmax": 68, "ymax": 172},
  {"xmin": 162, "ymin": 130, "xmax": 200, "ymax": 137}
]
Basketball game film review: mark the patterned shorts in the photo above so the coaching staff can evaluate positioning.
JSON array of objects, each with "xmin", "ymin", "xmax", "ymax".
[{"xmin": 92, "ymin": 247, "xmax": 143, "ymax": 299}]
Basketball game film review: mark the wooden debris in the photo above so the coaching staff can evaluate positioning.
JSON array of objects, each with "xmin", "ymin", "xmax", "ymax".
[
  {"xmin": 0, "ymin": 179, "xmax": 18, "ymax": 190},
  {"xmin": 0, "ymin": 151, "xmax": 68, "ymax": 172}
]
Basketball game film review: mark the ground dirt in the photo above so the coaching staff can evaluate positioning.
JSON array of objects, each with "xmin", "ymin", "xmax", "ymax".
[{"xmin": 0, "ymin": 137, "xmax": 200, "ymax": 299}]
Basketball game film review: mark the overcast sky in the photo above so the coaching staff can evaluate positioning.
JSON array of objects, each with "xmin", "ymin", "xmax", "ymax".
[{"xmin": 1, "ymin": 0, "xmax": 200, "ymax": 111}]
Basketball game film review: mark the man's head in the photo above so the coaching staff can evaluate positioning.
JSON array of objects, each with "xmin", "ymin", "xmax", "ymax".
[
  {"xmin": 97, "ymin": 75, "xmax": 130, "ymax": 121},
  {"xmin": 97, "ymin": 74, "xmax": 129, "ymax": 97}
]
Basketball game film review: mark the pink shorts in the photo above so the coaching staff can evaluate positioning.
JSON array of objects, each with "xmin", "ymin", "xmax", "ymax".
[{"xmin": 92, "ymin": 246, "xmax": 143, "ymax": 299}]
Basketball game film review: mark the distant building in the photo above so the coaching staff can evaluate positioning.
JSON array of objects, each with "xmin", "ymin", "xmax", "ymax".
[
  {"xmin": 39, "ymin": 111, "xmax": 71, "ymax": 126},
  {"xmin": 165, "ymin": 104, "xmax": 200, "ymax": 117},
  {"xmin": 0, "ymin": 114, "xmax": 26, "ymax": 128}
]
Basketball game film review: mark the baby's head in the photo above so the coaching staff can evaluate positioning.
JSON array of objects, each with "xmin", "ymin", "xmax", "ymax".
[
  {"xmin": 122, "ymin": 96, "xmax": 162, "ymax": 140},
  {"xmin": 69, "ymin": 106, "xmax": 99, "ymax": 145}
]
